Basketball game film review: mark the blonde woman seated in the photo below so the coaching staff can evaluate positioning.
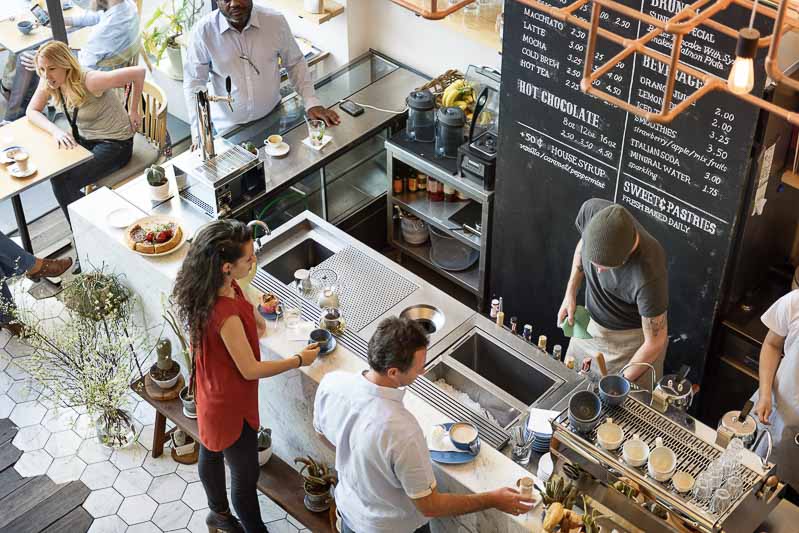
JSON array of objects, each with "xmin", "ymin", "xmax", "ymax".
[{"xmin": 26, "ymin": 41, "xmax": 144, "ymax": 229}]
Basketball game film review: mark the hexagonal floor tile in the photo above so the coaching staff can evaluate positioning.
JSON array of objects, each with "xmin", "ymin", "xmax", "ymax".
[
  {"xmin": 286, "ymin": 514, "xmax": 305, "ymax": 530},
  {"xmin": 14, "ymin": 449, "xmax": 52, "ymax": 477},
  {"xmin": 110, "ymin": 442, "xmax": 148, "ymax": 470},
  {"xmin": 80, "ymin": 461, "xmax": 120, "ymax": 490},
  {"xmin": 0, "ymin": 350, "xmax": 9, "ymax": 372},
  {"xmin": 73, "ymin": 413, "xmax": 97, "ymax": 439},
  {"xmin": 114, "ymin": 466, "xmax": 154, "ymax": 497},
  {"xmin": 187, "ymin": 509, "xmax": 209, "ymax": 533},
  {"xmin": 9, "ymin": 401, "xmax": 46, "ymax": 427},
  {"xmin": 0, "ymin": 394, "xmax": 13, "ymax": 418},
  {"xmin": 7, "ymin": 380, "xmax": 40, "ymax": 403},
  {"xmin": 12, "ymin": 424, "xmax": 51, "ymax": 451},
  {"xmin": 265, "ymin": 519, "xmax": 299, "ymax": 533},
  {"xmin": 152, "ymin": 500, "xmax": 193, "ymax": 531},
  {"xmin": 176, "ymin": 463, "xmax": 200, "ymax": 484},
  {"xmin": 125, "ymin": 522, "xmax": 162, "ymax": 533},
  {"xmin": 181, "ymin": 481, "xmax": 208, "ymax": 511},
  {"xmin": 47, "ymin": 455, "xmax": 86, "ymax": 484},
  {"xmin": 4, "ymin": 360, "xmax": 30, "ymax": 380},
  {"xmin": 0, "ymin": 370, "xmax": 12, "ymax": 394},
  {"xmin": 148, "ymin": 472, "xmax": 187, "ymax": 503},
  {"xmin": 86, "ymin": 514, "xmax": 127, "ymax": 533},
  {"xmin": 137, "ymin": 424, "xmax": 155, "ymax": 451},
  {"xmin": 42, "ymin": 406, "xmax": 79, "ymax": 432},
  {"xmin": 5, "ymin": 335, "xmax": 36, "ymax": 359},
  {"xmin": 257, "ymin": 494, "xmax": 287, "ymax": 523},
  {"xmin": 82, "ymin": 487, "xmax": 123, "ymax": 518},
  {"xmin": 44, "ymin": 430, "xmax": 83, "ymax": 458},
  {"xmin": 142, "ymin": 453, "xmax": 178, "ymax": 477},
  {"xmin": 77, "ymin": 437, "xmax": 113, "ymax": 464},
  {"xmin": 133, "ymin": 401, "xmax": 156, "ymax": 425},
  {"xmin": 118, "ymin": 493, "xmax": 158, "ymax": 525}
]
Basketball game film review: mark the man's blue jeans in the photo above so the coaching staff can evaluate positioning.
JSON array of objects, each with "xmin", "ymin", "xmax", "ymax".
[{"xmin": 0, "ymin": 231, "xmax": 36, "ymax": 324}]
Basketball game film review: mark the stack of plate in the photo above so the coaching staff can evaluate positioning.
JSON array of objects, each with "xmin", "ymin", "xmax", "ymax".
[
  {"xmin": 527, "ymin": 408, "xmax": 556, "ymax": 454},
  {"xmin": 530, "ymin": 427, "xmax": 552, "ymax": 453}
]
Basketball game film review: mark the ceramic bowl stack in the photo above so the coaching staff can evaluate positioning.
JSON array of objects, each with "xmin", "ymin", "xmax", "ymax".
[{"xmin": 527, "ymin": 408, "xmax": 557, "ymax": 454}]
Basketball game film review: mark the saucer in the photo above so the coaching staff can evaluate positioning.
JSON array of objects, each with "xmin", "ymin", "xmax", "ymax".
[
  {"xmin": 9, "ymin": 163, "xmax": 36, "ymax": 178},
  {"xmin": 0, "ymin": 146, "xmax": 23, "ymax": 164},
  {"xmin": 309, "ymin": 336, "xmax": 336, "ymax": 355},
  {"xmin": 106, "ymin": 207, "xmax": 140, "ymax": 229},
  {"xmin": 265, "ymin": 142, "xmax": 290, "ymax": 157},
  {"xmin": 430, "ymin": 423, "xmax": 481, "ymax": 464},
  {"xmin": 258, "ymin": 307, "xmax": 279, "ymax": 321}
]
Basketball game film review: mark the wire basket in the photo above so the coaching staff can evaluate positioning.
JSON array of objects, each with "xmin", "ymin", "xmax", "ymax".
[{"xmin": 417, "ymin": 69, "xmax": 465, "ymax": 107}]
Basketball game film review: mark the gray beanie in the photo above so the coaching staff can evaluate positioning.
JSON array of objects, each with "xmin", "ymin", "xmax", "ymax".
[{"xmin": 583, "ymin": 204, "xmax": 636, "ymax": 268}]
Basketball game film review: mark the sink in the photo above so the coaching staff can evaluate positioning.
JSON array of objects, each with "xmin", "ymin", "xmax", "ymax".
[
  {"xmin": 447, "ymin": 328, "xmax": 557, "ymax": 406},
  {"xmin": 260, "ymin": 238, "xmax": 334, "ymax": 284}
]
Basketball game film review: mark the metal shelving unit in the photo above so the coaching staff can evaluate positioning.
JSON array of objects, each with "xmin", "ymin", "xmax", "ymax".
[{"xmin": 385, "ymin": 132, "xmax": 493, "ymax": 310}]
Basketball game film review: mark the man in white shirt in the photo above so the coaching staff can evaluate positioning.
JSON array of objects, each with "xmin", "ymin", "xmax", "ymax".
[
  {"xmin": 314, "ymin": 317, "xmax": 535, "ymax": 533},
  {"xmin": 183, "ymin": 0, "xmax": 339, "ymax": 144}
]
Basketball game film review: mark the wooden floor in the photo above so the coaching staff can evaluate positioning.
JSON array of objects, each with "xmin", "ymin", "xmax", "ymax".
[{"xmin": 0, "ymin": 419, "xmax": 93, "ymax": 533}]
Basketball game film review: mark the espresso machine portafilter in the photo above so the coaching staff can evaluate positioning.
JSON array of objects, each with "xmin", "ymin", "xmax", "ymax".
[{"xmin": 195, "ymin": 76, "xmax": 234, "ymax": 161}]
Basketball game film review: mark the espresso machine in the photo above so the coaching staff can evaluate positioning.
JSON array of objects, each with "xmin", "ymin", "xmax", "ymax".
[{"xmin": 173, "ymin": 76, "xmax": 262, "ymax": 218}]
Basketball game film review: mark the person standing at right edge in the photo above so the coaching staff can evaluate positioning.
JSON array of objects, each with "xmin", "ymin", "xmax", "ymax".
[{"xmin": 557, "ymin": 199, "xmax": 669, "ymax": 386}]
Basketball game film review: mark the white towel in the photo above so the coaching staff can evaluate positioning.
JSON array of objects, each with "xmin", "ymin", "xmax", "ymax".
[
  {"xmin": 302, "ymin": 135, "xmax": 333, "ymax": 151},
  {"xmin": 527, "ymin": 408, "xmax": 559, "ymax": 436}
]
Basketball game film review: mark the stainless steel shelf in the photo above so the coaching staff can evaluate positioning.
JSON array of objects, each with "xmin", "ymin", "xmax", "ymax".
[
  {"xmin": 392, "ymin": 192, "xmax": 481, "ymax": 250},
  {"xmin": 390, "ymin": 230, "xmax": 480, "ymax": 295}
]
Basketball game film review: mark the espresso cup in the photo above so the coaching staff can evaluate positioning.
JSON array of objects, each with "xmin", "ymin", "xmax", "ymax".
[
  {"xmin": 648, "ymin": 437, "xmax": 676, "ymax": 482},
  {"xmin": 14, "ymin": 152, "xmax": 29, "ymax": 173},
  {"xmin": 309, "ymin": 328, "xmax": 332, "ymax": 352},
  {"xmin": 17, "ymin": 21, "xmax": 34, "ymax": 35},
  {"xmin": 449, "ymin": 422, "xmax": 480, "ymax": 455},
  {"xmin": 266, "ymin": 134, "xmax": 283, "ymax": 150}
]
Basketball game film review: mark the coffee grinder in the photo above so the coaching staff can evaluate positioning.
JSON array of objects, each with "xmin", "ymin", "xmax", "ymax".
[{"xmin": 457, "ymin": 87, "xmax": 497, "ymax": 190}]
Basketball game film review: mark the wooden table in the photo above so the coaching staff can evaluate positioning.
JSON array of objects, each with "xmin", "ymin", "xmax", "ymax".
[
  {"xmin": 0, "ymin": 117, "xmax": 92, "ymax": 251},
  {"xmin": 0, "ymin": 2, "xmax": 92, "ymax": 55},
  {"xmin": 131, "ymin": 377, "xmax": 334, "ymax": 532}
]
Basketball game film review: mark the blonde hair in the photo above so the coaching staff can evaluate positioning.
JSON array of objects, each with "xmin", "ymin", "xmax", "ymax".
[{"xmin": 36, "ymin": 41, "xmax": 86, "ymax": 109}]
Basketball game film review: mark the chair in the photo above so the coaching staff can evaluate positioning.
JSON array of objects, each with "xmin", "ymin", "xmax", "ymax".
[{"xmin": 90, "ymin": 79, "xmax": 168, "ymax": 191}]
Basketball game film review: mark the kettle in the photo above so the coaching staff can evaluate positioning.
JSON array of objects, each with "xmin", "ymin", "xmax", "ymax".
[
  {"xmin": 717, "ymin": 399, "xmax": 773, "ymax": 467},
  {"xmin": 651, "ymin": 365, "xmax": 693, "ymax": 413}
]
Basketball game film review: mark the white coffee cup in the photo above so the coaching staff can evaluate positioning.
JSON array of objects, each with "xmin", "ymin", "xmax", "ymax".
[
  {"xmin": 14, "ymin": 152, "xmax": 29, "ymax": 173},
  {"xmin": 648, "ymin": 437, "xmax": 676, "ymax": 481},
  {"xmin": 596, "ymin": 417, "xmax": 624, "ymax": 450},
  {"xmin": 622, "ymin": 434, "xmax": 650, "ymax": 467},
  {"xmin": 266, "ymin": 134, "xmax": 283, "ymax": 151},
  {"xmin": 304, "ymin": 0, "xmax": 324, "ymax": 14}
]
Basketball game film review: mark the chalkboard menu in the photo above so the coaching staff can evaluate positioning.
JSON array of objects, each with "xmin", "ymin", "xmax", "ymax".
[{"xmin": 493, "ymin": 0, "xmax": 770, "ymax": 381}]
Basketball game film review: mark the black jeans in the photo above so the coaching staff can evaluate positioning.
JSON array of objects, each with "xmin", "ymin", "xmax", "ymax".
[
  {"xmin": 341, "ymin": 517, "xmax": 431, "ymax": 533},
  {"xmin": 51, "ymin": 137, "xmax": 133, "ymax": 226},
  {"xmin": 198, "ymin": 422, "xmax": 267, "ymax": 533}
]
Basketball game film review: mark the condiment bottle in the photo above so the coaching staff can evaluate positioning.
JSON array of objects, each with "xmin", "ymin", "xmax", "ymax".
[
  {"xmin": 510, "ymin": 317, "xmax": 518, "ymax": 334},
  {"xmin": 522, "ymin": 324, "xmax": 533, "ymax": 342},
  {"xmin": 489, "ymin": 298, "xmax": 500, "ymax": 319},
  {"xmin": 496, "ymin": 310, "xmax": 505, "ymax": 327},
  {"xmin": 552, "ymin": 344, "xmax": 563, "ymax": 361},
  {"xmin": 443, "ymin": 183, "xmax": 456, "ymax": 202},
  {"xmin": 407, "ymin": 172, "xmax": 418, "ymax": 192},
  {"xmin": 538, "ymin": 335, "xmax": 548, "ymax": 351},
  {"xmin": 428, "ymin": 178, "xmax": 443, "ymax": 201},
  {"xmin": 455, "ymin": 188, "xmax": 468, "ymax": 201},
  {"xmin": 564, "ymin": 354, "xmax": 576, "ymax": 369},
  {"xmin": 393, "ymin": 173, "xmax": 404, "ymax": 194},
  {"xmin": 417, "ymin": 172, "xmax": 427, "ymax": 191}
]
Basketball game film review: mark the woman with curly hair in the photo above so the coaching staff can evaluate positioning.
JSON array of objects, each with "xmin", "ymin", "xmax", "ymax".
[{"xmin": 172, "ymin": 219, "xmax": 319, "ymax": 533}]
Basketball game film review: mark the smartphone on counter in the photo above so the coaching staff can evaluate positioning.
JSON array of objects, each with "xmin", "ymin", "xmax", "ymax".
[{"xmin": 30, "ymin": 4, "xmax": 50, "ymax": 26}]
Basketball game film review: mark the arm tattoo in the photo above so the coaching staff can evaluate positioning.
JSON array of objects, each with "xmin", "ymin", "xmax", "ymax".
[
  {"xmin": 643, "ymin": 314, "xmax": 667, "ymax": 338},
  {"xmin": 577, "ymin": 264, "xmax": 584, "ymax": 273}
]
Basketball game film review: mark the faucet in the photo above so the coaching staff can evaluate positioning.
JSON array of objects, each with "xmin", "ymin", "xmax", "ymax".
[
  {"xmin": 195, "ymin": 76, "xmax": 235, "ymax": 161},
  {"xmin": 247, "ymin": 220, "xmax": 271, "ymax": 253}
]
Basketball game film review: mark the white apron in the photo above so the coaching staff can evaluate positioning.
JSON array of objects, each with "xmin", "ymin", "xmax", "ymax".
[{"xmin": 749, "ymin": 291, "xmax": 799, "ymax": 490}]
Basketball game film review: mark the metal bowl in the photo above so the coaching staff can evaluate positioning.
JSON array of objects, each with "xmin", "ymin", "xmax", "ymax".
[
  {"xmin": 599, "ymin": 374, "xmax": 630, "ymax": 406},
  {"xmin": 568, "ymin": 390, "xmax": 602, "ymax": 434},
  {"xmin": 400, "ymin": 304, "xmax": 445, "ymax": 335}
]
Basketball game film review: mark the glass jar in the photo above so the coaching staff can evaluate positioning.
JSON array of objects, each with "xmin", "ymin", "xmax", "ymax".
[
  {"xmin": 417, "ymin": 173, "xmax": 427, "ymax": 191},
  {"xmin": 428, "ymin": 179, "xmax": 444, "ymax": 202},
  {"xmin": 443, "ymin": 183, "xmax": 456, "ymax": 202},
  {"xmin": 407, "ymin": 173, "xmax": 417, "ymax": 192}
]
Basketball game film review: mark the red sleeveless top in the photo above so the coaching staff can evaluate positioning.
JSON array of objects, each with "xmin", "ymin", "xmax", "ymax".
[{"xmin": 194, "ymin": 280, "xmax": 260, "ymax": 452}]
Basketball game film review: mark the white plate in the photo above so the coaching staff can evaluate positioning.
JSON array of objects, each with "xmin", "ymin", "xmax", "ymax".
[
  {"xmin": 106, "ymin": 207, "xmax": 140, "ymax": 229},
  {"xmin": 0, "ymin": 146, "xmax": 24, "ymax": 164},
  {"xmin": 265, "ymin": 142, "xmax": 290, "ymax": 157},
  {"xmin": 9, "ymin": 163, "xmax": 36, "ymax": 178}
]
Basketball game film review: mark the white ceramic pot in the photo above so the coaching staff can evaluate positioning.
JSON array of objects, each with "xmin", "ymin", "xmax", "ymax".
[
  {"xmin": 258, "ymin": 446, "xmax": 273, "ymax": 466},
  {"xmin": 149, "ymin": 182, "xmax": 170, "ymax": 202},
  {"xmin": 173, "ymin": 169, "xmax": 188, "ymax": 191},
  {"xmin": 304, "ymin": 0, "xmax": 324, "ymax": 14}
]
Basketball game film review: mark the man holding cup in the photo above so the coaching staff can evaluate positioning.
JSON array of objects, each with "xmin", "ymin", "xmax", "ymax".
[
  {"xmin": 183, "ymin": 0, "xmax": 339, "ymax": 146},
  {"xmin": 314, "ymin": 317, "xmax": 535, "ymax": 533}
]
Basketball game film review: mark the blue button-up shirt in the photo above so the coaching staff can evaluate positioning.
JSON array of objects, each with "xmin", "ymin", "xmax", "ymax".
[
  {"xmin": 69, "ymin": 0, "xmax": 140, "ymax": 70},
  {"xmin": 183, "ymin": 6, "xmax": 321, "ymax": 142},
  {"xmin": 314, "ymin": 371, "xmax": 437, "ymax": 533}
]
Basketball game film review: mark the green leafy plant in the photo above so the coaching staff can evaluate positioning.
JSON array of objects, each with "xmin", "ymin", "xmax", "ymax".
[{"xmin": 142, "ymin": 0, "xmax": 203, "ymax": 65}]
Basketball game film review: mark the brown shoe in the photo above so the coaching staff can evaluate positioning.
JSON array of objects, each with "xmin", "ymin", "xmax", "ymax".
[
  {"xmin": 26, "ymin": 257, "xmax": 73, "ymax": 282},
  {"xmin": 1, "ymin": 322, "xmax": 27, "ymax": 338}
]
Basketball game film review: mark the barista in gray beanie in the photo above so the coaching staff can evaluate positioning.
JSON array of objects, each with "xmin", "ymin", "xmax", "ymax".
[{"xmin": 557, "ymin": 199, "xmax": 668, "ymax": 385}]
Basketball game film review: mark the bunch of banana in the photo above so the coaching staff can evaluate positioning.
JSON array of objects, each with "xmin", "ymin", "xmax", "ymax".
[{"xmin": 441, "ymin": 79, "xmax": 474, "ymax": 112}]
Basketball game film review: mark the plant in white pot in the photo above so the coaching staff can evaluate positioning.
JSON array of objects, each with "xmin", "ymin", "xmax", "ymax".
[
  {"xmin": 146, "ymin": 165, "xmax": 170, "ymax": 201},
  {"xmin": 149, "ymin": 338, "xmax": 181, "ymax": 389},
  {"xmin": 257, "ymin": 427, "xmax": 272, "ymax": 466},
  {"xmin": 142, "ymin": 0, "xmax": 203, "ymax": 79},
  {"xmin": 1, "ymin": 265, "xmax": 152, "ymax": 448},
  {"xmin": 162, "ymin": 296, "xmax": 196, "ymax": 418}
]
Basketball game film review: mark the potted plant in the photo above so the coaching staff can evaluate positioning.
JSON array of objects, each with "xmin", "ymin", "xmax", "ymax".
[
  {"xmin": 257, "ymin": 427, "xmax": 272, "ymax": 466},
  {"xmin": 2, "ymin": 264, "xmax": 152, "ymax": 448},
  {"xmin": 142, "ymin": 0, "xmax": 203, "ymax": 79},
  {"xmin": 149, "ymin": 338, "xmax": 181, "ymax": 389},
  {"xmin": 171, "ymin": 428, "xmax": 196, "ymax": 456},
  {"xmin": 162, "ymin": 296, "xmax": 195, "ymax": 418},
  {"xmin": 146, "ymin": 165, "xmax": 169, "ymax": 201},
  {"xmin": 294, "ymin": 455, "xmax": 337, "ymax": 512}
]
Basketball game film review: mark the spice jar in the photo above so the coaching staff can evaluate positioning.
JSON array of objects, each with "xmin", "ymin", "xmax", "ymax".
[
  {"xmin": 455, "ymin": 188, "xmax": 468, "ymax": 201},
  {"xmin": 489, "ymin": 298, "xmax": 500, "ymax": 318},
  {"xmin": 407, "ymin": 172, "xmax": 418, "ymax": 192},
  {"xmin": 443, "ymin": 183, "xmax": 456, "ymax": 202},
  {"xmin": 417, "ymin": 173, "xmax": 427, "ymax": 191},
  {"xmin": 393, "ymin": 174, "xmax": 404, "ymax": 194},
  {"xmin": 428, "ymin": 178, "xmax": 444, "ymax": 202}
]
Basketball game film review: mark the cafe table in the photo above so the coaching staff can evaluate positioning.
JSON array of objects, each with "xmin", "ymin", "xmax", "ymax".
[
  {"xmin": 0, "ymin": 117, "xmax": 92, "ymax": 252},
  {"xmin": 0, "ymin": 1, "xmax": 92, "ymax": 55}
]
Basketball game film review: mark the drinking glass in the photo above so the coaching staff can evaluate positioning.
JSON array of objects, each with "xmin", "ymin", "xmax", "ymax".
[
  {"xmin": 307, "ymin": 119, "xmax": 326, "ymax": 148},
  {"xmin": 720, "ymin": 452, "xmax": 740, "ymax": 477},
  {"xmin": 692, "ymin": 473, "xmax": 713, "ymax": 501},
  {"xmin": 706, "ymin": 462, "xmax": 723, "ymax": 490},
  {"xmin": 725, "ymin": 476, "xmax": 744, "ymax": 499},
  {"xmin": 711, "ymin": 487, "xmax": 731, "ymax": 514},
  {"xmin": 284, "ymin": 304, "xmax": 302, "ymax": 330}
]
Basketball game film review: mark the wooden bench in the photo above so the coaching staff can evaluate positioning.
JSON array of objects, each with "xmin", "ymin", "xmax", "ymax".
[{"xmin": 130, "ymin": 378, "xmax": 333, "ymax": 532}]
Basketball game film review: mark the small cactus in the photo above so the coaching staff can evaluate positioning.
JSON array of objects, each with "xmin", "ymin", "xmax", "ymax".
[
  {"xmin": 156, "ymin": 338, "xmax": 172, "ymax": 370},
  {"xmin": 146, "ymin": 165, "xmax": 167, "ymax": 187}
]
